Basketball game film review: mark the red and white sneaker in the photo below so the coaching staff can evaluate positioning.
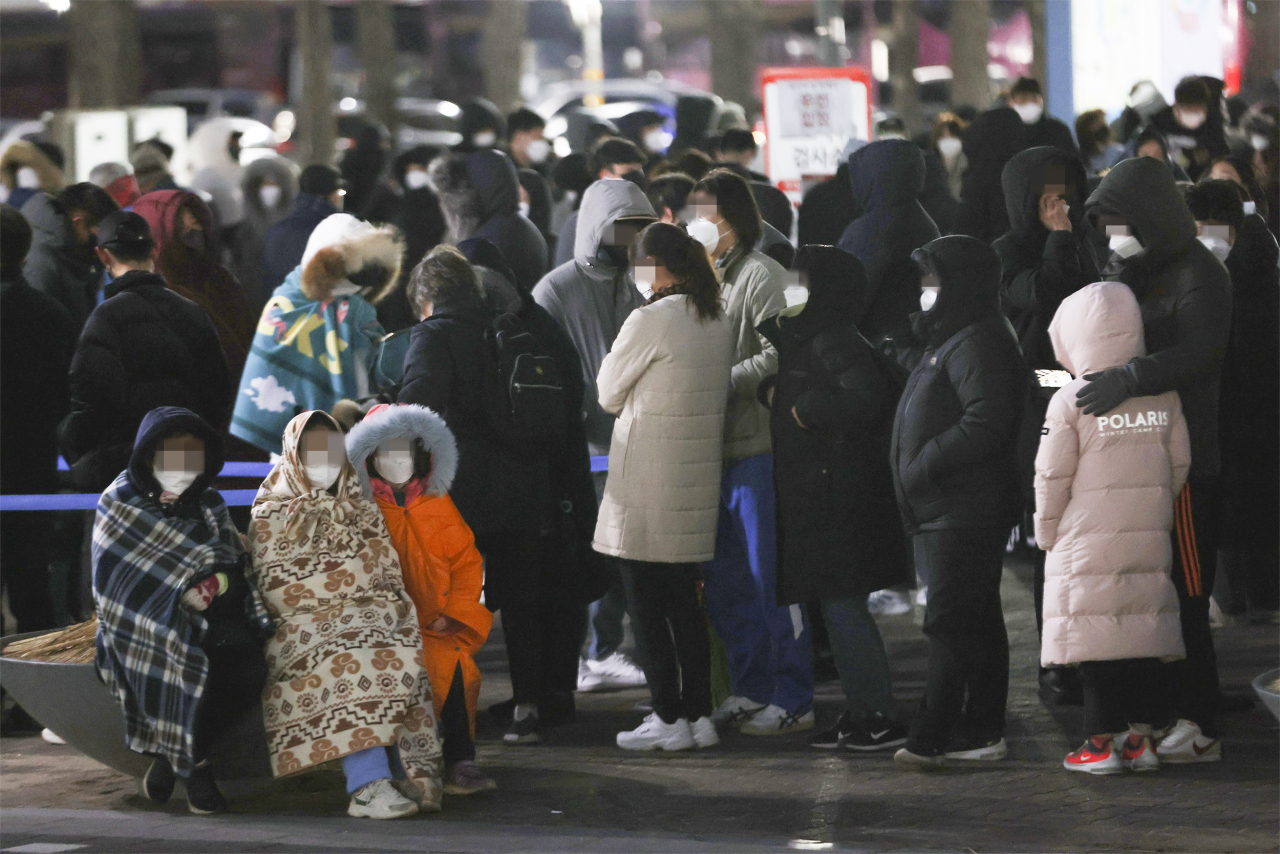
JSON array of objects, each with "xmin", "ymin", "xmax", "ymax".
[
  {"xmin": 1115, "ymin": 730, "xmax": 1160, "ymax": 772},
  {"xmin": 1063, "ymin": 736, "xmax": 1124, "ymax": 775}
]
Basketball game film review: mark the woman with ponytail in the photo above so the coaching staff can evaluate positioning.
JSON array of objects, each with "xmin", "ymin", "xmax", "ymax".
[{"xmin": 594, "ymin": 222, "xmax": 735, "ymax": 751}]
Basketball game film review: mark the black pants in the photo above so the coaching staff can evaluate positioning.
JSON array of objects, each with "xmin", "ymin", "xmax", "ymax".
[
  {"xmin": 619, "ymin": 560, "xmax": 712, "ymax": 724},
  {"xmin": 477, "ymin": 530, "xmax": 586, "ymax": 706},
  {"xmin": 1080, "ymin": 658, "xmax": 1162, "ymax": 736},
  {"xmin": 192, "ymin": 643, "xmax": 268, "ymax": 765},
  {"xmin": 439, "ymin": 664, "xmax": 475, "ymax": 766},
  {"xmin": 1165, "ymin": 478, "xmax": 1221, "ymax": 735},
  {"xmin": 0, "ymin": 511, "xmax": 56, "ymax": 636},
  {"xmin": 907, "ymin": 527, "xmax": 1010, "ymax": 755}
]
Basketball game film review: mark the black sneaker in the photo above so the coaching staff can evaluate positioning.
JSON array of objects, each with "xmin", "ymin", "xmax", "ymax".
[
  {"xmin": 503, "ymin": 712, "xmax": 542, "ymax": 744},
  {"xmin": 142, "ymin": 755, "xmax": 175, "ymax": 804},
  {"xmin": 842, "ymin": 712, "xmax": 908, "ymax": 752},
  {"xmin": 1038, "ymin": 667, "xmax": 1083, "ymax": 706},
  {"xmin": 538, "ymin": 692, "xmax": 577, "ymax": 728},
  {"xmin": 809, "ymin": 711, "xmax": 855, "ymax": 749},
  {"xmin": 488, "ymin": 698, "xmax": 516, "ymax": 723},
  {"xmin": 184, "ymin": 765, "xmax": 227, "ymax": 814}
]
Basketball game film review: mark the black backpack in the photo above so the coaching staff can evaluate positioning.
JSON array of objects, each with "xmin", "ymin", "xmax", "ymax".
[{"xmin": 479, "ymin": 312, "xmax": 567, "ymax": 444}]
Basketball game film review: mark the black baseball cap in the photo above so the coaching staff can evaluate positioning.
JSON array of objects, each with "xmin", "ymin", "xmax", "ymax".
[
  {"xmin": 299, "ymin": 164, "xmax": 345, "ymax": 196},
  {"xmin": 96, "ymin": 210, "xmax": 153, "ymax": 251}
]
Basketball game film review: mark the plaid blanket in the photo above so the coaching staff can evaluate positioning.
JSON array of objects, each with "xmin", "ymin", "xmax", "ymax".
[{"xmin": 91, "ymin": 474, "xmax": 271, "ymax": 776}]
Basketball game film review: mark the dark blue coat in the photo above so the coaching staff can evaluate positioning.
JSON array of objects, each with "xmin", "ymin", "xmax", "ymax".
[{"xmin": 261, "ymin": 193, "xmax": 336, "ymax": 292}]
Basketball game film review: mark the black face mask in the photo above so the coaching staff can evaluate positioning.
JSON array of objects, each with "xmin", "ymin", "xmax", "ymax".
[
  {"xmin": 181, "ymin": 229, "xmax": 206, "ymax": 254},
  {"xmin": 621, "ymin": 169, "xmax": 649, "ymax": 193},
  {"xmin": 602, "ymin": 244, "xmax": 630, "ymax": 269}
]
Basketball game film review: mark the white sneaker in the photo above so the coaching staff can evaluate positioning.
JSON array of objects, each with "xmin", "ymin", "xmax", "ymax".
[
  {"xmin": 867, "ymin": 589, "xmax": 911, "ymax": 616},
  {"xmin": 690, "ymin": 716, "xmax": 719, "ymax": 749},
  {"xmin": 739, "ymin": 704, "xmax": 816, "ymax": 736},
  {"xmin": 709, "ymin": 695, "xmax": 767, "ymax": 727},
  {"xmin": 347, "ymin": 777, "xmax": 419, "ymax": 819},
  {"xmin": 587, "ymin": 652, "xmax": 647, "ymax": 688},
  {"xmin": 1156, "ymin": 719, "xmax": 1221, "ymax": 764},
  {"xmin": 576, "ymin": 658, "xmax": 605, "ymax": 692},
  {"xmin": 41, "ymin": 728, "xmax": 66, "ymax": 745},
  {"xmin": 616, "ymin": 713, "xmax": 695, "ymax": 751}
]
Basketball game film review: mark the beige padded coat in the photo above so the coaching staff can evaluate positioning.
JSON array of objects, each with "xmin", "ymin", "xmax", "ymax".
[
  {"xmin": 1035, "ymin": 281, "xmax": 1189, "ymax": 667},
  {"xmin": 593, "ymin": 294, "xmax": 736, "ymax": 563}
]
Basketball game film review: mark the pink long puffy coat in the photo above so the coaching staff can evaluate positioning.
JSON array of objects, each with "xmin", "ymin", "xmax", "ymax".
[{"xmin": 1035, "ymin": 281, "xmax": 1189, "ymax": 667}]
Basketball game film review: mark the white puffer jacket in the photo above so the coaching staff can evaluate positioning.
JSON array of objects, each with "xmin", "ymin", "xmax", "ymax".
[
  {"xmin": 1035, "ymin": 281, "xmax": 1189, "ymax": 667},
  {"xmin": 593, "ymin": 294, "xmax": 735, "ymax": 563}
]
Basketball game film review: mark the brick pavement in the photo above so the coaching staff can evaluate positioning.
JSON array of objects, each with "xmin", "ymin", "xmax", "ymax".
[{"xmin": 2, "ymin": 552, "xmax": 1276, "ymax": 853}]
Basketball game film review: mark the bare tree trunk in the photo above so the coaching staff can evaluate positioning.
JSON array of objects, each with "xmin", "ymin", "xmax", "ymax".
[
  {"xmin": 296, "ymin": 0, "xmax": 335, "ymax": 167},
  {"xmin": 357, "ymin": 0, "xmax": 398, "ymax": 138},
  {"xmin": 949, "ymin": 0, "xmax": 991, "ymax": 110},
  {"xmin": 480, "ymin": 0, "xmax": 528, "ymax": 112},
  {"xmin": 1027, "ymin": 0, "xmax": 1047, "ymax": 88},
  {"xmin": 707, "ymin": 0, "xmax": 760, "ymax": 113},
  {"xmin": 888, "ymin": 0, "xmax": 921, "ymax": 134},
  {"xmin": 68, "ymin": 0, "xmax": 141, "ymax": 109}
]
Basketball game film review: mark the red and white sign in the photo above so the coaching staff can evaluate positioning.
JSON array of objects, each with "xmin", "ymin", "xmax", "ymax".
[{"xmin": 761, "ymin": 67, "xmax": 872, "ymax": 206}]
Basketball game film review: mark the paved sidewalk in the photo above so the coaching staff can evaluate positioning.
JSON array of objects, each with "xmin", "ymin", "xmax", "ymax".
[{"xmin": 2, "ymin": 553, "xmax": 1277, "ymax": 853}]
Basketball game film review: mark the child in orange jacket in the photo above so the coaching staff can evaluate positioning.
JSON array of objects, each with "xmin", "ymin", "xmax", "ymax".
[{"xmin": 346, "ymin": 402, "xmax": 495, "ymax": 795}]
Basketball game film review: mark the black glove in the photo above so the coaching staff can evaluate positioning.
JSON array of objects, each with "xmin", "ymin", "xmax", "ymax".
[{"xmin": 1075, "ymin": 366, "xmax": 1139, "ymax": 415}]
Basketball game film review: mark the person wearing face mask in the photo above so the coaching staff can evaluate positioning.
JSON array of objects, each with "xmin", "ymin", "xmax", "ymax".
[
  {"xmin": 1183, "ymin": 180, "xmax": 1279, "ymax": 624},
  {"xmin": 339, "ymin": 120, "xmax": 393, "ymax": 219},
  {"xmin": 60, "ymin": 212, "xmax": 233, "ymax": 494},
  {"xmin": 249, "ymin": 411, "xmax": 444, "ymax": 818},
  {"xmin": 93, "ymin": 407, "xmax": 271, "ymax": 814},
  {"xmin": 132, "ymin": 190, "xmax": 255, "ymax": 382},
  {"xmin": 20, "ymin": 182, "xmax": 117, "ymax": 336},
  {"xmin": 914, "ymin": 113, "xmax": 966, "ymax": 237},
  {"xmin": 518, "ymin": 167, "xmax": 557, "ymax": 249},
  {"xmin": 373, "ymin": 147, "xmax": 449, "ymax": 334},
  {"xmin": 1074, "ymin": 110, "xmax": 1127, "ymax": 178},
  {"xmin": 553, "ymin": 138, "xmax": 649, "ymax": 267},
  {"xmin": 1076, "ymin": 156, "xmax": 1232, "ymax": 763},
  {"xmin": 507, "ymin": 107, "xmax": 555, "ymax": 174},
  {"xmin": 1007, "ymin": 78, "xmax": 1078, "ymax": 156},
  {"xmin": 347, "ymin": 403, "xmax": 496, "ymax": 796},
  {"xmin": 1149, "ymin": 76, "xmax": 1229, "ymax": 182},
  {"xmin": 992, "ymin": 147, "xmax": 1099, "ymax": 705},
  {"xmin": 427, "ymin": 148, "xmax": 548, "ymax": 293},
  {"xmin": 890, "ymin": 236, "xmax": 1029, "ymax": 769},
  {"xmin": 262, "ymin": 165, "xmax": 346, "ymax": 292},
  {"xmin": 234, "ymin": 154, "xmax": 299, "ymax": 319},
  {"xmin": 455, "ymin": 98, "xmax": 507, "ymax": 155}
]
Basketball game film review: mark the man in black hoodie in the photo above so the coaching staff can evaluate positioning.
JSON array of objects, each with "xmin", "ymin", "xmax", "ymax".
[
  {"xmin": 890, "ymin": 236, "xmax": 1028, "ymax": 768},
  {"xmin": 994, "ymin": 147, "xmax": 1100, "ymax": 704},
  {"xmin": 1077, "ymin": 156, "xmax": 1231, "ymax": 761},
  {"xmin": 797, "ymin": 162, "xmax": 858, "ymax": 248}
]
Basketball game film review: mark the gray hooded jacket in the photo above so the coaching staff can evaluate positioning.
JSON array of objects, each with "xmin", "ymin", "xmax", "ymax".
[
  {"xmin": 21, "ymin": 192, "xmax": 101, "ymax": 336},
  {"xmin": 532, "ymin": 179, "xmax": 656, "ymax": 455}
]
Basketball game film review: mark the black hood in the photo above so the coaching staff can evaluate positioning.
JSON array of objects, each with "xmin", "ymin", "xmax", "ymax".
[
  {"xmin": 465, "ymin": 149, "xmax": 520, "ymax": 220},
  {"xmin": 126, "ymin": 406, "xmax": 224, "ymax": 506},
  {"xmin": 394, "ymin": 144, "xmax": 444, "ymax": 186},
  {"xmin": 793, "ymin": 244, "xmax": 866, "ymax": 331},
  {"xmin": 1001, "ymin": 146, "xmax": 1089, "ymax": 238},
  {"xmin": 518, "ymin": 168, "xmax": 553, "ymax": 235},
  {"xmin": 963, "ymin": 107, "xmax": 1028, "ymax": 169},
  {"xmin": 673, "ymin": 95, "xmax": 719, "ymax": 151},
  {"xmin": 848, "ymin": 139, "xmax": 925, "ymax": 210},
  {"xmin": 911, "ymin": 235, "xmax": 1002, "ymax": 347},
  {"xmin": 457, "ymin": 99, "xmax": 506, "ymax": 152},
  {"xmin": 1084, "ymin": 156, "xmax": 1198, "ymax": 270}
]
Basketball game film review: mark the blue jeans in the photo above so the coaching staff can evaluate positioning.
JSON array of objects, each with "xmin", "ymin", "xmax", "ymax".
[
  {"xmin": 702, "ymin": 454, "xmax": 814, "ymax": 714},
  {"xmin": 820, "ymin": 597, "xmax": 895, "ymax": 718},
  {"xmin": 341, "ymin": 746, "xmax": 402, "ymax": 794}
]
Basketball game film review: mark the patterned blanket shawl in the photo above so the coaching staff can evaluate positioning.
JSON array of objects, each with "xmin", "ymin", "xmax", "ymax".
[
  {"xmin": 92, "ymin": 476, "xmax": 271, "ymax": 776},
  {"xmin": 247, "ymin": 411, "xmax": 441, "ymax": 788}
]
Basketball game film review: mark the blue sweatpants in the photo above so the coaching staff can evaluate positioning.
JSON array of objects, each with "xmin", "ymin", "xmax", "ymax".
[
  {"xmin": 702, "ymin": 454, "xmax": 814, "ymax": 714},
  {"xmin": 342, "ymin": 746, "xmax": 403, "ymax": 794}
]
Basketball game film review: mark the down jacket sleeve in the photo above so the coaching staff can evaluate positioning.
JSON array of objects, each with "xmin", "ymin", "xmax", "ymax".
[
  {"xmin": 729, "ymin": 265, "xmax": 787, "ymax": 398},
  {"xmin": 398, "ymin": 323, "xmax": 456, "ymax": 416},
  {"xmin": 1125, "ymin": 263, "xmax": 1231, "ymax": 398},
  {"xmin": 596, "ymin": 305, "xmax": 667, "ymax": 416},
  {"xmin": 435, "ymin": 501, "xmax": 492, "ymax": 654},
  {"xmin": 792, "ymin": 334, "xmax": 886, "ymax": 434},
  {"xmin": 921, "ymin": 328, "xmax": 1025, "ymax": 482},
  {"xmin": 999, "ymin": 231, "xmax": 1091, "ymax": 319},
  {"xmin": 59, "ymin": 311, "xmax": 128, "ymax": 463},
  {"xmin": 1168, "ymin": 394, "xmax": 1191, "ymax": 499},
  {"xmin": 1033, "ymin": 390, "xmax": 1079, "ymax": 551}
]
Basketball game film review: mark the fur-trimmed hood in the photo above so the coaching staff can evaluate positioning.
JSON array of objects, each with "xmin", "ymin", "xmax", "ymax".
[
  {"xmin": 345, "ymin": 403, "xmax": 459, "ymax": 500},
  {"xmin": 427, "ymin": 149, "xmax": 519, "ymax": 242},
  {"xmin": 299, "ymin": 213, "xmax": 404, "ymax": 305}
]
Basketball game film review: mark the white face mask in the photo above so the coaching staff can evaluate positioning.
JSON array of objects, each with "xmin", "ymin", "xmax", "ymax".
[
  {"xmin": 374, "ymin": 439, "xmax": 416, "ymax": 487},
  {"xmin": 644, "ymin": 129, "xmax": 671, "ymax": 153},
  {"xmin": 472, "ymin": 131, "xmax": 497, "ymax": 149},
  {"xmin": 259, "ymin": 184, "xmax": 282, "ymax": 209},
  {"xmin": 633, "ymin": 263, "xmax": 656, "ymax": 300},
  {"xmin": 1243, "ymin": 200, "xmax": 1257, "ymax": 216},
  {"xmin": 1251, "ymin": 133, "xmax": 1270, "ymax": 152},
  {"xmin": 1109, "ymin": 233, "xmax": 1144, "ymax": 258},
  {"xmin": 686, "ymin": 217, "xmax": 723, "ymax": 252},
  {"xmin": 1013, "ymin": 101, "xmax": 1044, "ymax": 125},
  {"xmin": 1176, "ymin": 108, "xmax": 1206, "ymax": 130},
  {"xmin": 526, "ymin": 138, "xmax": 550, "ymax": 164},
  {"xmin": 303, "ymin": 460, "xmax": 342, "ymax": 491},
  {"xmin": 517, "ymin": 200, "xmax": 531, "ymax": 218},
  {"xmin": 937, "ymin": 137, "xmax": 963, "ymax": 160},
  {"xmin": 1198, "ymin": 235, "xmax": 1232, "ymax": 261},
  {"xmin": 154, "ymin": 468, "xmax": 199, "ymax": 496},
  {"xmin": 404, "ymin": 169, "xmax": 431, "ymax": 190},
  {"xmin": 15, "ymin": 166, "xmax": 40, "ymax": 189},
  {"xmin": 919, "ymin": 287, "xmax": 939, "ymax": 312}
]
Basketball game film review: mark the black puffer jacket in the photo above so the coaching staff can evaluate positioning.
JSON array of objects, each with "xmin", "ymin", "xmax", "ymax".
[
  {"xmin": 1084, "ymin": 156, "xmax": 1232, "ymax": 479},
  {"xmin": 837, "ymin": 140, "xmax": 940, "ymax": 349},
  {"xmin": 58, "ymin": 270, "xmax": 233, "ymax": 492},
  {"xmin": 956, "ymin": 107, "xmax": 1028, "ymax": 243},
  {"xmin": 397, "ymin": 289, "xmax": 551, "ymax": 536},
  {"xmin": 891, "ymin": 236, "xmax": 1028, "ymax": 533},
  {"xmin": 759, "ymin": 246, "xmax": 910, "ymax": 603},
  {"xmin": 993, "ymin": 146, "xmax": 1099, "ymax": 370}
]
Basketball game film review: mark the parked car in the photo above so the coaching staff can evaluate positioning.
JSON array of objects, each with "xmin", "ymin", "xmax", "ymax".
[{"xmin": 145, "ymin": 88, "xmax": 278, "ymax": 136}]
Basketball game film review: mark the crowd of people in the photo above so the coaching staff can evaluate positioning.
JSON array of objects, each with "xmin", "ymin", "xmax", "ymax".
[{"xmin": 0, "ymin": 71, "xmax": 1276, "ymax": 816}]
